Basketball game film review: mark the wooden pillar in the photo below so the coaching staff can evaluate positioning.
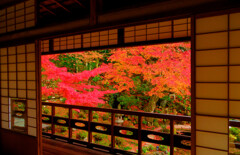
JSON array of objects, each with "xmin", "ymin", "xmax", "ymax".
[{"xmin": 90, "ymin": 0, "xmax": 97, "ymax": 25}]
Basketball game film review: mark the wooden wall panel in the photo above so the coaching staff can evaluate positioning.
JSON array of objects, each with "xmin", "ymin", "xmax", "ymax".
[{"xmin": 0, "ymin": 129, "xmax": 37, "ymax": 155}]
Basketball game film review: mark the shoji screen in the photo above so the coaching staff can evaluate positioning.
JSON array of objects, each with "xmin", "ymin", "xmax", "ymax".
[
  {"xmin": 0, "ymin": 0, "xmax": 35, "ymax": 34},
  {"xmin": 40, "ymin": 29, "xmax": 118, "ymax": 53},
  {"xmin": 124, "ymin": 17, "xmax": 191, "ymax": 43},
  {"xmin": 0, "ymin": 43, "xmax": 38, "ymax": 137},
  {"xmin": 195, "ymin": 12, "xmax": 240, "ymax": 154}
]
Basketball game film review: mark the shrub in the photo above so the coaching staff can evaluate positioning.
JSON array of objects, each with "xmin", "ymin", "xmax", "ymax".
[
  {"xmin": 102, "ymin": 113, "xmax": 110, "ymax": 121},
  {"xmin": 78, "ymin": 112, "xmax": 86, "ymax": 119},
  {"xmin": 153, "ymin": 121, "xmax": 160, "ymax": 128},
  {"xmin": 115, "ymin": 137, "xmax": 124, "ymax": 146},
  {"xmin": 142, "ymin": 120, "xmax": 148, "ymax": 125},
  {"xmin": 123, "ymin": 146, "xmax": 132, "ymax": 151},
  {"xmin": 93, "ymin": 133, "xmax": 107, "ymax": 141},
  {"xmin": 93, "ymin": 113, "xmax": 99, "ymax": 120},
  {"xmin": 230, "ymin": 127, "xmax": 240, "ymax": 142},
  {"xmin": 60, "ymin": 126, "xmax": 68, "ymax": 132},
  {"xmin": 42, "ymin": 107, "xmax": 50, "ymax": 115},
  {"xmin": 159, "ymin": 145, "xmax": 168, "ymax": 152},
  {"xmin": 76, "ymin": 131, "xmax": 87, "ymax": 141},
  {"xmin": 142, "ymin": 144, "xmax": 156, "ymax": 153}
]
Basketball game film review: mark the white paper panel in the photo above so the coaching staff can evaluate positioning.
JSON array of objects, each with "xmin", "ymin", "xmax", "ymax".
[
  {"xmin": 230, "ymin": 84, "xmax": 240, "ymax": 100},
  {"xmin": 18, "ymin": 90, "xmax": 26, "ymax": 98},
  {"xmin": 1, "ymin": 121, "xmax": 9, "ymax": 129},
  {"xmin": 230, "ymin": 48, "xmax": 240, "ymax": 65},
  {"xmin": 17, "ymin": 45, "xmax": 25, "ymax": 54},
  {"xmin": 196, "ymin": 147, "xmax": 228, "ymax": 155},
  {"xmin": 17, "ymin": 54, "xmax": 25, "ymax": 62},
  {"xmin": 27, "ymin": 53, "xmax": 35, "ymax": 62},
  {"xmin": 196, "ymin": 116, "xmax": 228, "ymax": 133},
  {"xmin": 1, "ymin": 89, "xmax": 8, "ymax": 96},
  {"xmin": 230, "ymin": 13, "xmax": 240, "ymax": 30},
  {"xmin": 9, "ymin": 89, "xmax": 16, "ymax": 97},
  {"xmin": 27, "ymin": 81, "xmax": 35, "ymax": 89},
  {"xmin": 196, "ymin": 99, "xmax": 228, "ymax": 116},
  {"xmin": 229, "ymin": 66, "xmax": 240, "ymax": 82},
  {"xmin": 18, "ymin": 72, "xmax": 26, "ymax": 80},
  {"xmin": 28, "ymin": 127, "xmax": 36, "ymax": 137},
  {"xmin": 229, "ymin": 101, "xmax": 240, "ymax": 117},
  {"xmin": 196, "ymin": 131, "xmax": 228, "ymax": 150},
  {"xmin": 196, "ymin": 15, "xmax": 228, "ymax": 34},
  {"xmin": 28, "ymin": 109, "xmax": 36, "ymax": 118},
  {"xmin": 28, "ymin": 100, "xmax": 36, "ymax": 109},
  {"xmin": 27, "ymin": 62, "xmax": 35, "ymax": 71},
  {"xmin": 1, "ymin": 104, "xmax": 8, "ymax": 113},
  {"xmin": 1, "ymin": 113, "xmax": 8, "ymax": 121},
  {"xmin": 196, "ymin": 32, "xmax": 228, "ymax": 50},
  {"xmin": 27, "ymin": 90, "xmax": 36, "ymax": 99},
  {"xmin": 196, "ymin": 67, "xmax": 227, "ymax": 82},
  {"xmin": 1, "ymin": 64, "xmax": 7, "ymax": 72},
  {"xmin": 196, "ymin": 83, "xmax": 228, "ymax": 99},
  {"xmin": 28, "ymin": 118, "xmax": 36, "ymax": 127},
  {"xmin": 27, "ymin": 72, "xmax": 35, "ymax": 80}
]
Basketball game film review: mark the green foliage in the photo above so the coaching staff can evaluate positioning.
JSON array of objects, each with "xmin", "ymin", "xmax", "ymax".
[
  {"xmin": 153, "ymin": 121, "xmax": 160, "ymax": 128},
  {"xmin": 42, "ymin": 106, "xmax": 50, "ymax": 115},
  {"xmin": 60, "ymin": 126, "xmax": 68, "ymax": 132},
  {"xmin": 76, "ymin": 131, "xmax": 87, "ymax": 141},
  {"xmin": 115, "ymin": 137, "xmax": 124, "ymax": 146},
  {"xmin": 78, "ymin": 112, "xmax": 87, "ymax": 119},
  {"xmin": 230, "ymin": 127, "xmax": 240, "ymax": 142},
  {"xmin": 159, "ymin": 145, "xmax": 168, "ymax": 152},
  {"xmin": 142, "ymin": 120, "xmax": 148, "ymax": 125},
  {"xmin": 123, "ymin": 146, "xmax": 132, "ymax": 151},
  {"xmin": 60, "ymin": 97, "xmax": 67, "ymax": 103},
  {"xmin": 93, "ymin": 133, "xmax": 107, "ymax": 141},
  {"xmin": 93, "ymin": 113, "xmax": 99, "ymax": 120},
  {"xmin": 142, "ymin": 144, "xmax": 156, "ymax": 153},
  {"xmin": 50, "ymin": 54, "xmax": 81, "ymax": 73},
  {"xmin": 102, "ymin": 113, "xmax": 110, "ymax": 121},
  {"xmin": 92, "ymin": 76, "xmax": 102, "ymax": 82},
  {"xmin": 117, "ymin": 95, "xmax": 140, "ymax": 108}
]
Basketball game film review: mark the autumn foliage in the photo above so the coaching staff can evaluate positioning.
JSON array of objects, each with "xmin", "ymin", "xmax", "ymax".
[{"xmin": 42, "ymin": 43, "xmax": 191, "ymax": 115}]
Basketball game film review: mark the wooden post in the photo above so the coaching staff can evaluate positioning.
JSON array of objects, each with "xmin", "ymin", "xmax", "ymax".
[
  {"xmin": 88, "ymin": 110, "xmax": 92, "ymax": 148},
  {"xmin": 138, "ymin": 115, "xmax": 142, "ymax": 155},
  {"xmin": 68, "ymin": 107, "xmax": 72, "ymax": 143},
  {"xmin": 90, "ymin": 0, "xmax": 97, "ymax": 25},
  {"xmin": 170, "ymin": 119, "xmax": 174, "ymax": 155},
  {"xmin": 111, "ymin": 112, "xmax": 115, "ymax": 153},
  {"xmin": 52, "ymin": 105, "xmax": 55, "ymax": 139}
]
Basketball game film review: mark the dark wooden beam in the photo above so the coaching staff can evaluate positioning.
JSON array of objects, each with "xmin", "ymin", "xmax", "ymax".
[
  {"xmin": 51, "ymin": 0, "xmax": 71, "ymax": 13},
  {"xmin": 90, "ymin": 0, "xmax": 97, "ymax": 25},
  {"xmin": 40, "ymin": 4, "xmax": 56, "ymax": 16},
  {"xmin": 72, "ymin": 0, "xmax": 86, "ymax": 9}
]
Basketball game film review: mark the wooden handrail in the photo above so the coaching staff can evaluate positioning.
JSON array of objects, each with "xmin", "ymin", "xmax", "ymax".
[{"xmin": 42, "ymin": 101, "xmax": 191, "ymax": 121}]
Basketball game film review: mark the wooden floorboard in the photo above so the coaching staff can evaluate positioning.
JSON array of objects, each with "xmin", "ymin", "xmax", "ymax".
[{"xmin": 43, "ymin": 138, "xmax": 112, "ymax": 155}]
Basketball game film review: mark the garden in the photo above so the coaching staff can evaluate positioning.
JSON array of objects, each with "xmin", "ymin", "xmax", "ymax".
[{"xmin": 42, "ymin": 43, "xmax": 192, "ymax": 154}]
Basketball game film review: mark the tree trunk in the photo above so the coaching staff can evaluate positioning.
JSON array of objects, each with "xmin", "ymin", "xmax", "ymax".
[{"xmin": 144, "ymin": 95, "xmax": 159, "ymax": 126}]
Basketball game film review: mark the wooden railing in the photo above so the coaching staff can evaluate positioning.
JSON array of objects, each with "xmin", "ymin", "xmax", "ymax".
[
  {"xmin": 42, "ymin": 102, "xmax": 240, "ymax": 154},
  {"xmin": 42, "ymin": 102, "xmax": 192, "ymax": 154}
]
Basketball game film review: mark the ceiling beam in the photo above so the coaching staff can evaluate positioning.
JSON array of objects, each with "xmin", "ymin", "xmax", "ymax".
[
  {"xmin": 72, "ymin": 0, "xmax": 86, "ymax": 8},
  {"xmin": 40, "ymin": 4, "xmax": 56, "ymax": 16},
  {"xmin": 50, "ymin": 0, "xmax": 71, "ymax": 13}
]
